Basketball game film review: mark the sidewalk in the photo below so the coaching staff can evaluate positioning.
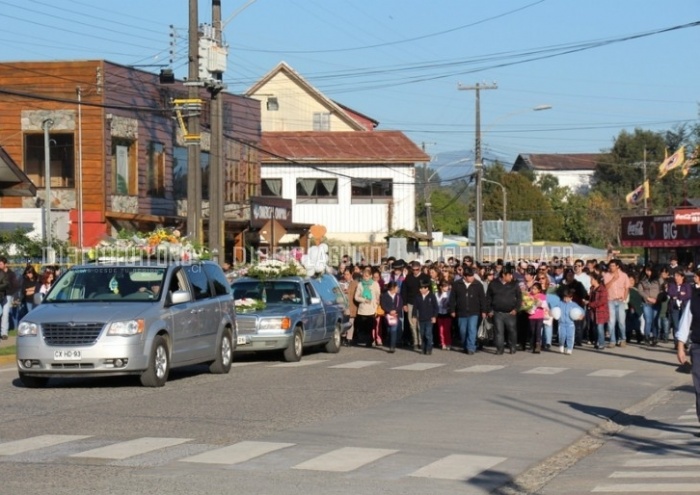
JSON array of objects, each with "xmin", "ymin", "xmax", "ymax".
[{"xmin": 513, "ymin": 371, "xmax": 700, "ymax": 494}]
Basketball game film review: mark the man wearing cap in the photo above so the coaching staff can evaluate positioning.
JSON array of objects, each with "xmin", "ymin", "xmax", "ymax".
[
  {"xmin": 401, "ymin": 260, "xmax": 430, "ymax": 350},
  {"xmin": 486, "ymin": 265, "xmax": 522, "ymax": 354},
  {"xmin": 449, "ymin": 267, "xmax": 487, "ymax": 354}
]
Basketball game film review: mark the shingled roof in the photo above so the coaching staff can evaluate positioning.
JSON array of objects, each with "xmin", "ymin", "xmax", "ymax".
[
  {"xmin": 260, "ymin": 131, "xmax": 430, "ymax": 164},
  {"xmin": 513, "ymin": 153, "xmax": 602, "ymax": 171}
]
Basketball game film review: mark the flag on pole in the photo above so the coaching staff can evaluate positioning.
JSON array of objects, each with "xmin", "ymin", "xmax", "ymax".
[
  {"xmin": 681, "ymin": 148, "xmax": 699, "ymax": 177},
  {"xmin": 657, "ymin": 146, "xmax": 685, "ymax": 180},
  {"xmin": 625, "ymin": 180, "xmax": 650, "ymax": 205}
]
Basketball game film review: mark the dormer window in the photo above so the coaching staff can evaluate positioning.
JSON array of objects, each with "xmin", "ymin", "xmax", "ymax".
[{"xmin": 266, "ymin": 97, "xmax": 279, "ymax": 111}]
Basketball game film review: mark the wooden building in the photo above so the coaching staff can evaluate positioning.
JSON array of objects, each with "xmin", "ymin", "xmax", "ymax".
[{"xmin": 0, "ymin": 60, "xmax": 261, "ymax": 248}]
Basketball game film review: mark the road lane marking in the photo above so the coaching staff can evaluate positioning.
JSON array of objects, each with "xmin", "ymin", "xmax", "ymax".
[
  {"xmin": 409, "ymin": 454, "xmax": 507, "ymax": 480},
  {"xmin": 455, "ymin": 365, "xmax": 505, "ymax": 373},
  {"xmin": 390, "ymin": 363, "xmax": 445, "ymax": 371},
  {"xmin": 269, "ymin": 360, "xmax": 328, "ymax": 367},
  {"xmin": 293, "ymin": 447, "xmax": 397, "ymax": 472},
  {"xmin": 610, "ymin": 471, "xmax": 700, "ymax": 478},
  {"xmin": 180, "ymin": 441, "xmax": 294, "ymax": 464},
  {"xmin": 71, "ymin": 437, "xmax": 191, "ymax": 460},
  {"xmin": 0, "ymin": 435, "xmax": 91, "ymax": 456},
  {"xmin": 593, "ymin": 483, "xmax": 700, "ymax": 492},
  {"xmin": 329, "ymin": 361, "xmax": 383, "ymax": 369},
  {"xmin": 587, "ymin": 369, "xmax": 634, "ymax": 377},
  {"xmin": 522, "ymin": 367, "xmax": 566, "ymax": 375},
  {"xmin": 624, "ymin": 457, "xmax": 700, "ymax": 467}
]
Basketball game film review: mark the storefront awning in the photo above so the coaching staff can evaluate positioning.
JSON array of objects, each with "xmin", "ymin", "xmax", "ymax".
[{"xmin": 0, "ymin": 146, "xmax": 36, "ymax": 197}]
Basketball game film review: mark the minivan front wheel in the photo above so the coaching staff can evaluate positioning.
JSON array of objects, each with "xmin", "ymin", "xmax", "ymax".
[
  {"xmin": 283, "ymin": 328, "xmax": 303, "ymax": 362},
  {"xmin": 140, "ymin": 335, "xmax": 170, "ymax": 387}
]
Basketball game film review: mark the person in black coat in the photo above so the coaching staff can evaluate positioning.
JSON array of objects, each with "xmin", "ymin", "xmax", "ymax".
[
  {"xmin": 412, "ymin": 281, "xmax": 439, "ymax": 355},
  {"xmin": 557, "ymin": 268, "xmax": 588, "ymax": 345},
  {"xmin": 449, "ymin": 267, "xmax": 487, "ymax": 354},
  {"xmin": 486, "ymin": 265, "xmax": 522, "ymax": 355},
  {"xmin": 401, "ymin": 260, "xmax": 431, "ymax": 349}
]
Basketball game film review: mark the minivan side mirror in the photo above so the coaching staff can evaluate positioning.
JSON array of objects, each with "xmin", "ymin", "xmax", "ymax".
[
  {"xmin": 33, "ymin": 292, "xmax": 44, "ymax": 306},
  {"xmin": 309, "ymin": 296, "xmax": 321, "ymax": 305},
  {"xmin": 169, "ymin": 290, "xmax": 192, "ymax": 305}
]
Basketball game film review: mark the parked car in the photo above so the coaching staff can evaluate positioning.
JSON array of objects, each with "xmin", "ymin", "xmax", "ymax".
[
  {"xmin": 231, "ymin": 273, "xmax": 349, "ymax": 362},
  {"xmin": 16, "ymin": 261, "xmax": 236, "ymax": 388}
]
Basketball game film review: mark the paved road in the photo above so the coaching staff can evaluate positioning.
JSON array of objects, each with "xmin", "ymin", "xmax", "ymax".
[{"xmin": 0, "ymin": 340, "xmax": 696, "ymax": 495}]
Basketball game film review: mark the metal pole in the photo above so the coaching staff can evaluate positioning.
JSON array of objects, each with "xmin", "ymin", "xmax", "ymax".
[
  {"xmin": 42, "ymin": 119, "xmax": 53, "ymax": 248},
  {"xmin": 482, "ymin": 179, "xmax": 507, "ymax": 262},
  {"xmin": 77, "ymin": 87, "xmax": 84, "ymax": 260},
  {"xmin": 187, "ymin": 0, "xmax": 202, "ymax": 243},
  {"xmin": 209, "ymin": 0, "xmax": 225, "ymax": 260}
]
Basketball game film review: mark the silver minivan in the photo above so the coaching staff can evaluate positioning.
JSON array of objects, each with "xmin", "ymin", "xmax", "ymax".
[{"xmin": 16, "ymin": 261, "xmax": 236, "ymax": 388}]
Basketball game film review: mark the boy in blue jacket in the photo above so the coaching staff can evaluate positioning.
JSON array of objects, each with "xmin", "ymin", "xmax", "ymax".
[{"xmin": 413, "ymin": 281, "xmax": 439, "ymax": 355}]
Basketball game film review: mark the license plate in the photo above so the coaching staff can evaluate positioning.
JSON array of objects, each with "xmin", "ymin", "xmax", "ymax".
[
  {"xmin": 236, "ymin": 336, "xmax": 247, "ymax": 345},
  {"xmin": 54, "ymin": 350, "xmax": 82, "ymax": 361}
]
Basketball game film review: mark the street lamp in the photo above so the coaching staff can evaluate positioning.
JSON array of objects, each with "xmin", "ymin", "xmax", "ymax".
[{"xmin": 481, "ymin": 178, "xmax": 507, "ymax": 261}]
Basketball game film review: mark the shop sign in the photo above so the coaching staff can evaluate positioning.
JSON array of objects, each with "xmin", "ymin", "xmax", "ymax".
[
  {"xmin": 621, "ymin": 215, "xmax": 700, "ymax": 247},
  {"xmin": 674, "ymin": 208, "xmax": 700, "ymax": 225},
  {"xmin": 250, "ymin": 196, "xmax": 292, "ymax": 228}
]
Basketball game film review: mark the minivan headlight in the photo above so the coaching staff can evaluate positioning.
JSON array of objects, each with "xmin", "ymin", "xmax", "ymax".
[
  {"xmin": 259, "ymin": 317, "xmax": 291, "ymax": 330},
  {"xmin": 17, "ymin": 321, "xmax": 39, "ymax": 336},
  {"xmin": 106, "ymin": 319, "xmax": 145, "ymax": 336}
]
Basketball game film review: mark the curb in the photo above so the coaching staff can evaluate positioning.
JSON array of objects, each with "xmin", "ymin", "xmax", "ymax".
[{"xmin": 0, "ymin": 354, "xmax": 16, "ymax": 366}]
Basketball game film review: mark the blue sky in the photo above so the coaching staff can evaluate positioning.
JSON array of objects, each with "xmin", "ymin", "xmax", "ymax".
[{"xmin": 2, "ymin": 0, "xmax": 698, "ymax": 178}]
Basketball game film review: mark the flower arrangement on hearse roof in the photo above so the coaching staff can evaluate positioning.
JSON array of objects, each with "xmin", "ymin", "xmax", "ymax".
[{"xmin": 87, "ymin": 228, "xmax": 211, "ymax": 262}]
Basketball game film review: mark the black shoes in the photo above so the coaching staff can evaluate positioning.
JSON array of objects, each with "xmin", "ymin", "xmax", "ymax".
[
  {"xmin": 388, "ymin": 347, "xmax": 395, "ymax": 353},
  {"xmin": 496, "ymin": 348, "xmax": 504, "ymax": 355}
]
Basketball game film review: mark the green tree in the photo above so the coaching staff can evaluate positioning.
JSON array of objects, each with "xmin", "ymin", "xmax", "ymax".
[{"xmin": 484, "ymin": 164, "xmax": 564, "ymax": 242}]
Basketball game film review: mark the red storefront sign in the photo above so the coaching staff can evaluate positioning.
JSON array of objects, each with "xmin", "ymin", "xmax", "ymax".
[
  {"xmin": 621, "ymin": 215, "xmax": 700, "ymax": 247},
  {"xmin": 674, "ymin": 208, "xmax": 700, "ymax": 225}
]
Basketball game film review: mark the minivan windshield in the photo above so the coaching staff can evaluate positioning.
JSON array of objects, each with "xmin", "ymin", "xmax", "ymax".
[{"xmin": 45, "ymin": 266, "xmax": 167, "ymax": 303}]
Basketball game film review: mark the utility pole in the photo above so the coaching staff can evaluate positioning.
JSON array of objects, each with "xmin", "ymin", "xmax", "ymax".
[
  {"xmin": 187, "ymin": 0, "xmax": 202, "ymax": 243},
  {"xmin": 458, "ymin": 82, "xmax": 497, "ymax": 262},
  {"xmin": 643, "ymin": 147, "xmax": 648, "ymax": 214},
  {"xmin": 209, "ymin": 0, "xmax": 225, "ymax": 261}
]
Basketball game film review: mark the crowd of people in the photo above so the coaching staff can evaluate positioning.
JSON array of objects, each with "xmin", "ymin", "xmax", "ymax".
[
  {"xmin": 0, "ymin": 258, "xmax": 61, "ymax": 340},
  {"xmin": 336, "ymin": 253, "xmax": 696, "ymax": 358}
]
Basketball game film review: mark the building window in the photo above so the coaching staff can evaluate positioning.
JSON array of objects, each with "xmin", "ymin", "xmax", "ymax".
[
  {"xmin": 147, "ymin": 142, "xmax": 166, "ymax": 197},
  {"xmin": 172, "ymin": 147, "xmax": 210, "ymax": 200},
  {"xmin": 296, "ymin": 178, "xmax": 337, "ymax": 204},
  {"xmin": 200, "ymin": 151, "xmax": 210, "ymax": 200},
  {"xmin": 173, "ymin": 146, "xmax": 187, "ymax": 199},
  {"xmin": 24, "ymin": 133, "xmax": 75, "ymax": 188},
  {"xmin": 261, "ymin": 178, "xmax": 282, "ymax": 197},
  {"xmin": 111, "ymin": 138, "xmax": 137, "ymax": 195},
  {"xmin": 266, "ymin": 97, "xmax": 279, "ymax": 111},
  {"xmin": 351, "ymin": 178, "xmax": 393, "ymax": 204},
  {"xmin": 312, "ymin": 112, "xmax": 331, "ymax": 131}
]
